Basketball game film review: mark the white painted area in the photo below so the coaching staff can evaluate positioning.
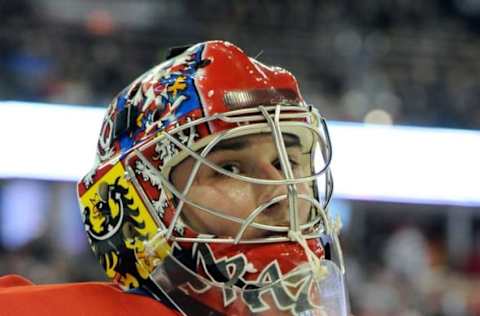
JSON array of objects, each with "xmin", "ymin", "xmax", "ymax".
[{"xmin": 0, "ymin": 101, "xmax": 479, "ymax": 206}]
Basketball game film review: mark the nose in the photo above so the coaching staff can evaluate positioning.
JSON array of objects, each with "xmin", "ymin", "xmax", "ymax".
[
  {"xmin": 254, "ymin": 161, "xmax": 290, "ymax": 221},
  {"xmin": 256, "ymin": 159, "xmax": 285, "ymax": 179}
]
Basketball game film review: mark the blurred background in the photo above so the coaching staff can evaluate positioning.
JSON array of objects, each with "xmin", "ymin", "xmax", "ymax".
[{"xmin": 1, "ymin": 1, "xmax": 479, "ymax": 315}]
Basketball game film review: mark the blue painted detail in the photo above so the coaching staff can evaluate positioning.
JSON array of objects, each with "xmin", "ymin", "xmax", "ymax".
[
  {"xmin": 119, "ymin": 135, "xmax": 134, "ymax": 153},
  {"xmin": 159, "ymin": 44, "xmax": 205, "ymax": 125},
  {"xmin": 114, "ymin": 44, "xmax": 206, "ymax": 154},
  {"xmin": 117, "ymin": 95, "xmax": 127, "ymax": 111},
  {"xmin": 127, "ymin": 287, "xmax": 153, "ymax": 298}
]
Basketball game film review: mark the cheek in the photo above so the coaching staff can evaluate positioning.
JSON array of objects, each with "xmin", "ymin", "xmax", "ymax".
[
  {"xmin": 297, "ymin": 183, "xmax": 313, "ymax": 221},
  {"xmin": 183, "ymin": 181, "xmax": 256, "ymax": 234},
  {"xmin": 192, "ymin": 182, "xmax": 254, "ymax": 211}
]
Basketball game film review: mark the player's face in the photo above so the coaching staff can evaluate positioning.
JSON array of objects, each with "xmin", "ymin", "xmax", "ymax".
[{"xmin": 171, "ymin": 133, "xmax": 313, "ymax": 239}]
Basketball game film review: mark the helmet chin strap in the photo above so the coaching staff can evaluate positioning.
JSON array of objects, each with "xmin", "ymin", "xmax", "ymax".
[
  {"xmin": 288, "ymin": 211, "xmax": 343, "ymax": 282},
  {"xmin": 288, "ymin": 230, "xmax": 328, "ymax": 281}
]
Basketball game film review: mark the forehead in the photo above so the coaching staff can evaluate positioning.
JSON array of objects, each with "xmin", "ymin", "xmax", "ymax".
[
  {"xmin": 209, "ymin": 133, "xmax": 301, "ymax": 154},
  {"xmin": 169, "ymin": 131, "xmax": 312, "ymax": 179},
  {"xmin": 170, "ymin": 132, "xmax": 311, "ymax": 182}
]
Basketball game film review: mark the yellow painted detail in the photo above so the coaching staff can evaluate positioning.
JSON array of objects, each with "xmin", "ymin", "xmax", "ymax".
[
  {"xmin": 80, "ymin": 162, "xmax": 159, "ymax": 240},
  {"xmin": 108, "ymin": 194, "xmax": 120, "ymax": 219},
  {"xmin": 136, "ymin": 113, "xmax": 144, "ymax": 127},
  {"xmin": 105, "ymin": 253, "xmax": 118, "ymax": 278},
  {"xmin": 89, "ymin": 201, "xmax": 106, "ymax": 234},
  {"xmin": 123, "ymin": 273, "xmax": 140, "ymax": 288},
  {"xmin": 167, "ymin": 75, "xmax": 187, "ymax": 98},
  {"xmin": 80, "ymin": 162, "xmax": 172, "ymax": 284}
]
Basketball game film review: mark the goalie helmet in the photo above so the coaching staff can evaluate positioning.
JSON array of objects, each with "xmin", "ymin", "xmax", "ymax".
[{"xmin": 77, "ymin": 40, "xmax": 348, "ymax": 315}]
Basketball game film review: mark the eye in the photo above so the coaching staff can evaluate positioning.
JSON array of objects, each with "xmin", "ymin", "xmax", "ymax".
[
  {"xmin": 272, "ymin": 158, "xmax": 299, "ymax": 170},
  {"xmin": 219, "ymin": 162, "xmax": 241, "ymax": 175}
]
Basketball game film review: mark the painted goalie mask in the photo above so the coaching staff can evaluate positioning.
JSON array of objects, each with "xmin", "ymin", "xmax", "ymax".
[{"xmin": 77, "ymin": 40, "xmax": 349, "ymax": 316}]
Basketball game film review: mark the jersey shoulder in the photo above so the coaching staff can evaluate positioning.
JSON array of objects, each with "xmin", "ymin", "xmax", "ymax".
[{"xmin": 0, "ymin": 275, "xmax": 179, "ymax": 316}]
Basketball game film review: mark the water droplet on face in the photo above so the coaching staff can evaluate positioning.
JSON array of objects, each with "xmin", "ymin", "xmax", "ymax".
[
  {"xmin": 208, "ymin": 90, "xmax": 214, "ymax": 97},
  {"xmin": 249, "ymin": 70, "xmax": 254, "ymax": 74}
]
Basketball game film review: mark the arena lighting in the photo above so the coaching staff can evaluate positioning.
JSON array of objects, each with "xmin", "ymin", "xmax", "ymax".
[
  {"xmin": 0, "ymin": 101, "xmax": 479, "ymax": 206},
  {"xmin": 0, "ymin": 101, "xmax": 103, "ymax": 181},
  {"xmin": 331, "ymin": 121, "xmax": 480, "ymax": 206}
]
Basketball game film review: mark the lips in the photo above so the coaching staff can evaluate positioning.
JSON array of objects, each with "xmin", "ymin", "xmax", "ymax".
[{"xmin": 261, "ymin": 231, "xmax": 288, "ymax": 239}]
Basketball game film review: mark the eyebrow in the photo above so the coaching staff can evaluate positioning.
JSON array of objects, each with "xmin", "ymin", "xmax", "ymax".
[{"xmin": 209, "ymin": 133, "xmax": 301, "ymax": 153}]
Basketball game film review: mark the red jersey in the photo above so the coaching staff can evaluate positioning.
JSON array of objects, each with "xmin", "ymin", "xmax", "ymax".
[{"xmin": 0, "ymin": 275, "xmax": 179, "ymax": 316}]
